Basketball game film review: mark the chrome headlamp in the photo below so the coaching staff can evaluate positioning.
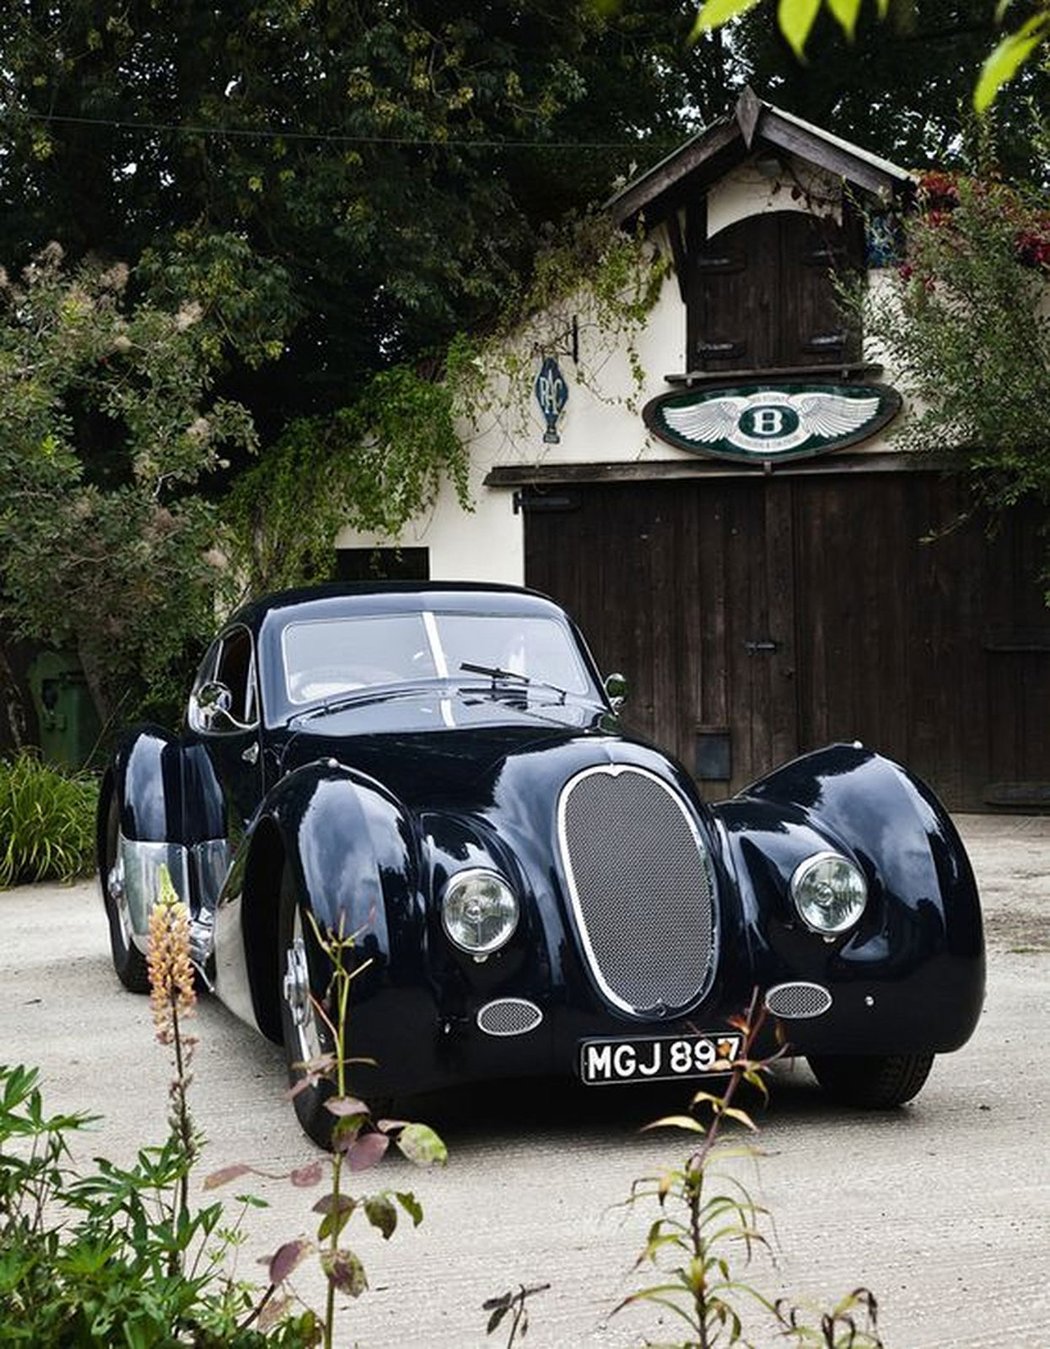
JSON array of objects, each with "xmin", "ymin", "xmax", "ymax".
[
  {"xmin": 790, "ymin": 851, "xmax": 867, "ymax": 935},
  {"xmin": 441, "ymin": 869, "xmax": 519, "ymax": 954}
]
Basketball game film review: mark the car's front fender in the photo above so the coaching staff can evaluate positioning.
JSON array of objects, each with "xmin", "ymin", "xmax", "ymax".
[
  {"xmin": 213, "ymin": 760, "xmax": 426, "ymax": 1044},
  {"xmin": 712, "ymin": 743, "xmax": 985, "ymax": 1054}
]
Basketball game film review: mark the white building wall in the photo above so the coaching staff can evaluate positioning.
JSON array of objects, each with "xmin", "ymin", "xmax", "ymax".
[
  {"xmin": 336, "ymin": 162, "xmax": 902, "ymax": 585},
  {"xmin": 707, "ymin": 154, "xmax": 841, "ymax": 235}
]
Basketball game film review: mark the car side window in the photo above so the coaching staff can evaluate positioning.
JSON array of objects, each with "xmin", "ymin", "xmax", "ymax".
[{"xmin": 215, "ymin": 627, "xmax": 257, "ymax": 727}]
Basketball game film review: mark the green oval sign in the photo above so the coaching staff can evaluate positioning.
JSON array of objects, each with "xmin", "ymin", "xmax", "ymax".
[{"xmin": 643, "ymin": 382, "xmax": 901, "ymax": 463}]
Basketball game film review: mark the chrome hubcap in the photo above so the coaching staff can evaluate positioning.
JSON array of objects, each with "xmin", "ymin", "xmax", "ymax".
[
  {"xmin": 283, "ymin": 907, "xmax": 325, "ymax": 1064},
  {"xmin": 107, "ymin": 847, "xmax": 132, "ymax": 945},
  {"xmin": 283, "ymin": 935, "xmax": 311, "ymax": 1029}
]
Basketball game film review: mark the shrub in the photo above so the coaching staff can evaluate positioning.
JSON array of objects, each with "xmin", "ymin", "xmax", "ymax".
[
  {"xmin": 0, "ymin": 1063, "xmax": 318, "ymax": 1347},
  {"xmin": 0, "ymin": 875, "xmax": 446, "ymax": 1345},
  {"xmin": 0, "ymin": 751, "xmax": 98, "ymax": 888}
]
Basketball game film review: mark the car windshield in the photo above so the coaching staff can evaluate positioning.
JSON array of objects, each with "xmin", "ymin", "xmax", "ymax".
[{"xmin": 281, "ymin": 610, "xmax": 595, "ymax": 706}]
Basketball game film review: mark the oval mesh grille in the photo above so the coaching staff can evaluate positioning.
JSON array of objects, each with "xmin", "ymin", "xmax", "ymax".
[
  {"xmin": 476, "ymin": 998, "xmax": 543, "ymax": 1037},
  {"xmin": 765, "ymin": 982, "xmax": 833, "ymax": 1020},
  {"xmin": 558, "ymin": 766, "xmax": 714, "ymax": 1015}
]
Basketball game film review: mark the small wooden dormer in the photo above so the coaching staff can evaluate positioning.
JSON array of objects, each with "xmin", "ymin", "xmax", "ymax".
[{"xmin": 609, "ymin": 89, "xmax": 915, "ymax": 383}]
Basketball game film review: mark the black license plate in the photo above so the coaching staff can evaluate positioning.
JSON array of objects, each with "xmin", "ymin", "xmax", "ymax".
[{"xmin": 579, "ymin": 1031, "xmax": 743, "ymax": 1085}]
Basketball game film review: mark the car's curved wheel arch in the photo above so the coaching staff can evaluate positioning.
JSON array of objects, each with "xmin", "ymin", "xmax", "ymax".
[
  {"xmin": 96, "ymin": 769, "xmax": 115, "ymax": 876},
  {"xmin": 240, "ymin": 816, "xmax": 288, "ymax": 1044}
]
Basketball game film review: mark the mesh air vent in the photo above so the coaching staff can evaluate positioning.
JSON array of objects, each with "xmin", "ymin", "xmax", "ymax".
[
  {"xmin": 476, "ymin": 998, "xmax": 543, "ymax": 1037},
  {"xmin": 764, "ymin": 982, "xmax": 833, "ymax": 1020}
]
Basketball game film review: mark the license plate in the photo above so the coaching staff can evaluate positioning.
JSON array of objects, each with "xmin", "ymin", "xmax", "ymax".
[{"xmin": 579, "ymin": 1031, "xmax": 743, "ymax": 1085}]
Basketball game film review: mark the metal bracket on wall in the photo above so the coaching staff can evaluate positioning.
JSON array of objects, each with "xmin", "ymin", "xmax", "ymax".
[{"xmin": 512, "ymin": 488, "xmax": 580, "ymax": 515}]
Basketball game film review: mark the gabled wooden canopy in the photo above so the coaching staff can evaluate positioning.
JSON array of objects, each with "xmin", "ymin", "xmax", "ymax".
[{"xmin": 609, "ymin": 88, "xmax": 915, "ymax": 227}]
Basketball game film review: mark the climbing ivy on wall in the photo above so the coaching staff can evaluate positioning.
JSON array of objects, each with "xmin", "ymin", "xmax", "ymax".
[
  {"xmin": 223, "ymin": 364, "xmax": 471, "ymax": 594},
  {"xmin": 459, "ymin": 212, "xmax": 671, "ymax": 438},
  {"xmin": 225, "ymin": 213, "xmax": 669, "ymax": 594}
]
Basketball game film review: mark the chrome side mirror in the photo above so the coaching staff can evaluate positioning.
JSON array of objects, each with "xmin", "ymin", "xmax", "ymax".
[
  {"xmin": 192, "ymin": 679, "xmax": 238, "ymax": 732},
  {"xmin": 603, "ymin": 672, "xmax": 628, "ymax": 712}
]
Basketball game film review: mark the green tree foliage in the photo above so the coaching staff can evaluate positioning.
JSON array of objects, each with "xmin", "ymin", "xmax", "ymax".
[
  {"xmin": 692, "ymin": 0, "xmax": 1050, "ymax": 115},
  {"xmin": 732, "ymin": 0, "xmax": 1050, "ymax": 177},
  {"xmin": 0, "ymin": 245, "xmax": 256, "ymax": 724},
  {"xmin": 0, "ymin": 3, "xmax": 731, "ymax": 736},
  {"xmin": 0, "ymin": 0, "xmax": 717, "ymax": 426},
  {"xmin": 860, "ymin": 172, "xmax": 1050, "ymax": 582}
]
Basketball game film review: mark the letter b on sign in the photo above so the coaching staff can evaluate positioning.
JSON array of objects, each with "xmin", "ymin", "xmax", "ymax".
[{"xmin": 743, "ymin": 404, "xmax": 799, "ymax": 439}]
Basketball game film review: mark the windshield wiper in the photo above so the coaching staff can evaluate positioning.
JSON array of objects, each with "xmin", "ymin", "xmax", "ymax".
[
  {"xmin": 459, "ymin": 662, "xmax": 568, "ymax": 704},
  {"xmin": 290, "ymin": 683, "xmax": 425, "ymax": 724}
]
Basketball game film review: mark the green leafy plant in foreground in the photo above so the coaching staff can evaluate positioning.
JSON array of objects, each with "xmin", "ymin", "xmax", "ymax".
[
  {"xmin": 616, "ymin": 994, "xmax": 883, "ymax": 1348},
  {"xmin": 690, "ymin": 0, "xmax": 1046, "ymax": 111},
  {"xmin": 0, "ymin": 750, "xmax": 98, "ymax": 888},
  {"xmin": 0, "ymin": 1067, "xmax": 314, "ymax": 1346},
  {"xmin": 1, "ymin": 872, "xmax": 445, "ymax": 1345},
  {"xmin": 207, "ymin": 910, "xmax": 448, "ymax": 1349},
  {"xmin": 0, "ymin": 869, "xmax": 315, "ymax": 1345},
  {"xmin": 483, "ymin": 1280, "xmax": 551, "ymax": 1346}
]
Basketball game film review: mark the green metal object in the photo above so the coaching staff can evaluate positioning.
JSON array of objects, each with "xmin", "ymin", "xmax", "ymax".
[{"xmin": 26, "ymin": 651, "xmax": 102, "ymax": 770}]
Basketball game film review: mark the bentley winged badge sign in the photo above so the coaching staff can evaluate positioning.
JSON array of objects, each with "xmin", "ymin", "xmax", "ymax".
[{"xmin": 643, "ymin": 382, "xmax": 901, "ymax": 464}]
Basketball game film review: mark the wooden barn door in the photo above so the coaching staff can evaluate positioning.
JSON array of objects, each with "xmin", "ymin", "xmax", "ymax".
[
  {"xmin": 523, "ymin": 473, "xmax": 1050, "ymax": 810},
  {"xmin": 522, "ymin": 478, "xmax": 802, "ymax": 789},
  {"xmin": 688, "ymin": 210, "xmax": 863, "ymax": 372}
]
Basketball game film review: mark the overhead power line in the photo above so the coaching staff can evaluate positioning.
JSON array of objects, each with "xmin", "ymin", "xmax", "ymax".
[{"xmin": 7, "ymin": 108, "xmax": 686, "ymax": 153}]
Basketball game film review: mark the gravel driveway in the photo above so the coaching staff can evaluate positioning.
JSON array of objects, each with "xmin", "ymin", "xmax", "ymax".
[{"xmin": 3, "ymin": 814, "xmax": 1048, "ymax": 1347}]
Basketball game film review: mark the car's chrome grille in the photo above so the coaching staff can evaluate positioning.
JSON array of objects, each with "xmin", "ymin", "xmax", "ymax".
[{"xmin": 557, "ymin": 766, "xmax": 714, "ymax": 1016}]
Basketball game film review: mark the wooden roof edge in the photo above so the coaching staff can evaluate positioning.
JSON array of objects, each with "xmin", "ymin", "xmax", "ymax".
[
  {"xmin": 608, "ymin": 88, "xmax": 915, "ymax": 226},
  {"xmin": 485, "ymin": 450, "xmax": 945, "ymax": 488},
  {"xmin": 607, "ymin": 118, "xmax": 741, "ymax": 225}
]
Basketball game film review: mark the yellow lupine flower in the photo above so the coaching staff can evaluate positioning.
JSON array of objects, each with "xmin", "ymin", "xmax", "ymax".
[{"xmin": 147, "ymin": 867, "xmax": 196, "ymax": 1044}]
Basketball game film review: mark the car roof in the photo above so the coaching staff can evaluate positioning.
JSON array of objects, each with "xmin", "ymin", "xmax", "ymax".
[{"xmin": 228, "ymin": 581, "xmax": 568, "ymax": 635}]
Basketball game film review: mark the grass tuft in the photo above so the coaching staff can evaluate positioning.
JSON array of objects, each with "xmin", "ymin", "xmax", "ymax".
[{"xmin": 0, "ymin": 751, "xmax": 98, "ymax": 888}]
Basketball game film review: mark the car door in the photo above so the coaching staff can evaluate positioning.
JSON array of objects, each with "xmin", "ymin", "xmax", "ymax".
[{"xmin": 187, "ymin": 624, "xmax": 265, "ymax": 852}]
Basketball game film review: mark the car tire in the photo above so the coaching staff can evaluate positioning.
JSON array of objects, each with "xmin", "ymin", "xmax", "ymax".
[
  {"xmin": 278, "ymin": 868, "xmax": 337, "ymax": 1149},
  {"xmin": 100, "ymin": 791, "xmax": 151, "ymax": 993},
  {"xmin": 806, "ymin": 1052, "xmax": 935, "ymax": 1108}
]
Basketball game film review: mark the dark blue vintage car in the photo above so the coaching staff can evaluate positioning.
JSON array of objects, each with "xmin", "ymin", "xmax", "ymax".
[{"xmin": 99, "ymin": 583, "xmax": 984, "ymax": 1146}]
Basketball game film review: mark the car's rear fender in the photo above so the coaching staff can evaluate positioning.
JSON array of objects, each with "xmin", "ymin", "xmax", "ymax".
[{"xmin": 99, "ymin": 727, "xmax": 229, "ymax": 953}]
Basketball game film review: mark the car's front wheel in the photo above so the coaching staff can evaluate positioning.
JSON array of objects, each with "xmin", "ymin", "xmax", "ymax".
[
  {"xmin": 100, "ymin": 791, "xmax": 150, "ymax": 993},
  {"xmin": 279, "ymin": 870, "xmax": 336, "ymax": 1149},
  {"xmin": 807, "ymin": 1052, "xmax": 934, "ymax": 1108}
]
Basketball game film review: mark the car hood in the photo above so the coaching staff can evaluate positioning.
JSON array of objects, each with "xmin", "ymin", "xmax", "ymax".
[{"xmin": 276, "ymin": 686, "xmax": 616, "ymax": 808}]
